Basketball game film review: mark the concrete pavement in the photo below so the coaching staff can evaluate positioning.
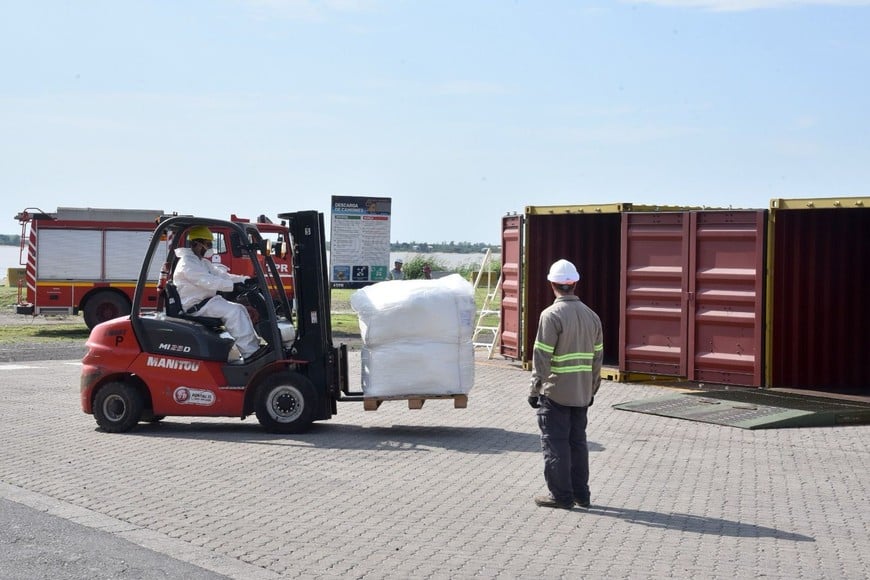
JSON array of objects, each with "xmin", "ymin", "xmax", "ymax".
[
  {"xmin": 1, "ymin": 352, "xmax": 868, "ymax": 579},
  {"xmin": 0, "ymin": 497, "xmax": 231, "ymax": 580}
]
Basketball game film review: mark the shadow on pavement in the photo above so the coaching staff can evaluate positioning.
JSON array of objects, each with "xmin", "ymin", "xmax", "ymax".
[
  {"xmin": 587, "ymin": 505, "xmax": 815, "ymax": 541},
  {"xmin": 122, "ymin": 421, "xmax": 605, "ymax": 455}
]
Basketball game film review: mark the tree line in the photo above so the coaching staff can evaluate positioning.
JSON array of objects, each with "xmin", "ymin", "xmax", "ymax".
[
  {"xmin": 389, "ymin": 241, "xmax": 500, "ymax": 253},
  {"xmin": 1, "ymin": 235, "xmax": 500, "ymax": 253}
]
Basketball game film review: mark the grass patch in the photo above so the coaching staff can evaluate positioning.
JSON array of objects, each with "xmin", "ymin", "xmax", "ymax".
[
  {"xmin": 0, "ymin": 323, "xmax": 89, "ymax": 344},
  {"xmin": 0, "ymin": 285, "xmax": 18, "ymax": 309}
]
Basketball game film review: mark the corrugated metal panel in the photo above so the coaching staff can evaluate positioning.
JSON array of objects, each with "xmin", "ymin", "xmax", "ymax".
[
  {"xmin": 620, "ymin": 212, "xmax": 689, "ymax": 376},
  {"xmin": 688, "ymin": 211, "xmax": 766, "ymax": 387},
  {"xmin": 768, "ymin": 199, "xmax": 869, "ymax": 395},
  {"xmin": 37, "ymin": 229, "xmax": 103, "ymax": 279},
  {"xmin": 500, "ymin": 214, "xmax": 522, "ymax": 359},
  {"xmin": 105, "ymin": 230, "xmax": 165, "ymax": 280},
  {"xmin": 522, "ymin": 205, "xmax": 622, "ymax": 367}
]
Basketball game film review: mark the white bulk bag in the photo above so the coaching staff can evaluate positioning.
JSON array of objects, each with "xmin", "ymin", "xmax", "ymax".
[
  {"xmin": 350, "ymin": 274, "xmax": 476, "ymax": 347},
  {"xmin": 351, "ymin": 274, "xmax": 476, "ymax": 397},
  {"xmin": 361, "ymin": 342, "xmax": 475, "ymax": 397}
]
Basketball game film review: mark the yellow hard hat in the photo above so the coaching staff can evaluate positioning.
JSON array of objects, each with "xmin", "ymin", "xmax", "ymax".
[{"xmin": 188, "ymin": 226, "xmax": 213, "ymax": 241}]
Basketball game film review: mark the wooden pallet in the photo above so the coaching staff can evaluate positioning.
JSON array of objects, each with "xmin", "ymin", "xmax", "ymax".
[{"xmin": 363, "ymin": 394, "xmax": 468, "ymax": 411}]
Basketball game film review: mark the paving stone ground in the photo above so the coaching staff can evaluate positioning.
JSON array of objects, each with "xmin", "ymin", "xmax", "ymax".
[{"xmin": 1, "ymin": 351, "xmax": 868, "ymax": 579}]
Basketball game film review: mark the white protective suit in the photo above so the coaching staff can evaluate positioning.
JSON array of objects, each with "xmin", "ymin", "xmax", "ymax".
[{"xmin": 171, "ymin": 247, "xmax": 261, "ymax": 357}]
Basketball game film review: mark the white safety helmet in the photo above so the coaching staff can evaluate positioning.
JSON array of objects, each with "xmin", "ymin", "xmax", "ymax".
[{"xmin": 547, "ymin": 259, "xmax": 580, "ymax": 284}]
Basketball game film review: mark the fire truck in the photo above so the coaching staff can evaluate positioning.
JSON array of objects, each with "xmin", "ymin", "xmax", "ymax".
[{"xmin": 14, "ymin": 207, "xmax": 294, "ymax": 329}]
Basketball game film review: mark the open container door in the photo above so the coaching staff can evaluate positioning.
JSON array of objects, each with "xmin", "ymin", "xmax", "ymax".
[
  {"xmin": 767, "ymin": 197, "xmax": 869, "ymax": 395},
  {"xmin": 499, "ymin": 213, "xmax": 523, "ymax": 360},
  {"xmin": 520, "ymin": 204, "xmax": 624, "ymax": 370}
]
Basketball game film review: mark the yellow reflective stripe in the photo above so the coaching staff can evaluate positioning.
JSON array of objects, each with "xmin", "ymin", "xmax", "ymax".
[
  {"xmin": 552, "ymin": 352, "xmax": 594, "ymax": 362},
  {"xmin": 594, "ymin": 343, "xmax": 603, "ymax": 352},
  {"xmin": 534, "ymin": 341, "xmax": 554, "ymax": 354},
  {"xmin": 552, "ymin": 365, "xmax": 593, "ymax": 373}
]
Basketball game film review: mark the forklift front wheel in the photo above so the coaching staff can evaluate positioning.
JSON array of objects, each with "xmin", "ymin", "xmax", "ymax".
[{"xmin": 254, "ymin": 372, "xmax": 316, "ymax": 434}]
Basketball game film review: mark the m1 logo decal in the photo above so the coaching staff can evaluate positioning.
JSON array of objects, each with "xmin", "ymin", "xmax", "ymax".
[{"xmin": 158, "ymin": 343, "xmax": 192, "ymax": 354}]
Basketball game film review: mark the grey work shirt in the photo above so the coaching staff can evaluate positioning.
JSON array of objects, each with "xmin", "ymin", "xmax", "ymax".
[{"xmin": 530, "ymin": 295, "xmax": 604, "ymax": 407}]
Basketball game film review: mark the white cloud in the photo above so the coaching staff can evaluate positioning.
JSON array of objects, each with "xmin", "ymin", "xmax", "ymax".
[{"xmin": 624, "ymin": 0, "xmax": 870, "ymax": 11}]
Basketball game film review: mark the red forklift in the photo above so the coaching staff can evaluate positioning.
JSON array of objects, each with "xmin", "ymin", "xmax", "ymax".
[{"xmin": 80, "ymin": 210, "xmax": 357, "ymax": 434}]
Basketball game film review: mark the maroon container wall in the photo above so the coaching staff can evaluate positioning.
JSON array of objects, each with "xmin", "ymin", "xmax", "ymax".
[
  {"xmin": 771, "ymin": 208, "xmax": 870, "ymax": 394},
  {"xmin": 500, "ymin": 215, "xmax": 522, "ymax": 360},
  {"xmin": 619, "ymin": 213, "xmax": 689, "ymax": 376},
  {"xmin": 689, "ymin": 211, "xmax": 766, "ymax": 387},
  {"xmin": 523, "ymin": 213, "xmax": 621, "ymax": 367}
]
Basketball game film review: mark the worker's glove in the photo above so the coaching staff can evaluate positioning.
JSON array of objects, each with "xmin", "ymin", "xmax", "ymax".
[{"xmin": 527, "ymin": 396, "xmax": 540, "ymax": 409}]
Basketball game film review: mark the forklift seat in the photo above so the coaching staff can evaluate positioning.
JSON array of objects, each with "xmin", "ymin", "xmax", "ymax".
[{"xmin": 163, "ymin": 282, "xmax": 225, "ymax": 330}]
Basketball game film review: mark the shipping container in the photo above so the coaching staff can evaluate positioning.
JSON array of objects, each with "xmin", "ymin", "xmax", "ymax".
[
  {"xmin": 503, "ymin": 204, "xmax": 767, "ymax": 388},
  {"xmin": 766, "ymin": 197, "xmax": 869, "ymax": 396},
  {"xmin": 505, "ymin": 197, "xmax": 867, "ymax": 393},
  {"xmin": 500, "ymin": 203, "xmax": 629, "ymax": 368}
]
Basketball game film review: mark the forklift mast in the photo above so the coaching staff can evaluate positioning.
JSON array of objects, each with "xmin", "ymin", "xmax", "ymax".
[{"xmin": 279, "ymin": 210, "xmax": 346, "ymax": 399}]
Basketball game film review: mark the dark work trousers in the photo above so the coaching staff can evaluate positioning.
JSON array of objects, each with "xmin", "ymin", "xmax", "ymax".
[{"xmin": 537, "ymin": 396, "xmax": 590, "ymax": 505}]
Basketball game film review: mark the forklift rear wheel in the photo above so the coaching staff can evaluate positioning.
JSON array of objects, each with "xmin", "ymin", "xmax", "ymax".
[
  {"xmin": 254, "ymin": 372, "xmax": 316, "ymax": 434},
  {"xmin": 93, "ymin": 381, "xmax": 144, "ymax": 433}
]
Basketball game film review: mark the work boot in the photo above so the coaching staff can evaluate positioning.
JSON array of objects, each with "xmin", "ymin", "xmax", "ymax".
[
  {"xmin": 574, "ymin": 497, "xmax": 591, "ymax": 508},
  {"xmin": 534, "ymin": 495, "xmax": 573, "ymax": 510}
]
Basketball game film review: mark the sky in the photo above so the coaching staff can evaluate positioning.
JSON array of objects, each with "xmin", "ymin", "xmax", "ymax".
[{"xmin": 2, "ymin": 1, "xmax": 869, "ymax": 245}]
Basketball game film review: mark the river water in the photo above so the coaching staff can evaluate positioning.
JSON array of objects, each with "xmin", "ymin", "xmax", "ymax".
[{"xmin": 1, "ymin": 245, "xmax": 22, "ymax": 279}]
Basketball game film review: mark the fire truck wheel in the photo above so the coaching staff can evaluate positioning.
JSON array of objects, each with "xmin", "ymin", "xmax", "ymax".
[
  {"xmin": 93, "ymin": 381, "xmax": 144, "ymax": 433},
  {"xmin": 83, "ymin": 291, "xmax": 131, "ymax": 329},
  {"xmin": 254, "ymin": 372, "xmax": 316, "ymax": 434}
]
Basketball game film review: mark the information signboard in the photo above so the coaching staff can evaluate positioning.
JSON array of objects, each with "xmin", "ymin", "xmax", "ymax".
[{"xmin": 329, "ymin": 195, "xmax": 392, "ymax": 288}]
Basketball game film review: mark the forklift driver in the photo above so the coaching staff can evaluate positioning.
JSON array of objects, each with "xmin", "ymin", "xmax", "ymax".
[{"xmin": 172, "ymin": 226, "xmax": 265, "ymax": 363}]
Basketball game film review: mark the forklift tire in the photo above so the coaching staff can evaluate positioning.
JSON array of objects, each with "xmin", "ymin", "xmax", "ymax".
[
  {"xmin": 254, "ymin": 372, "xmax": 317, "ymax": 434},
  {"xmin": 93, "ymin": 381, "xmax": 144, "ymax": 433}
]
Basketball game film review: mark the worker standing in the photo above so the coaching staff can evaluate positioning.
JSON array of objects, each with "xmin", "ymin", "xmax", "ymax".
[
  {"xmin": 387, "ymin": 258, "xmax": 404, "ymax": 280},
  {"xmin": 528, "ymin": 259, "xmax": 603, "ymax": 509}
]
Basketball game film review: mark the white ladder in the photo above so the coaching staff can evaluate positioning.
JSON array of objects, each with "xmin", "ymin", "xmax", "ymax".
[{"xmin": 471, "ymin": 250, "xmax": 502, "ymax": 359}]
